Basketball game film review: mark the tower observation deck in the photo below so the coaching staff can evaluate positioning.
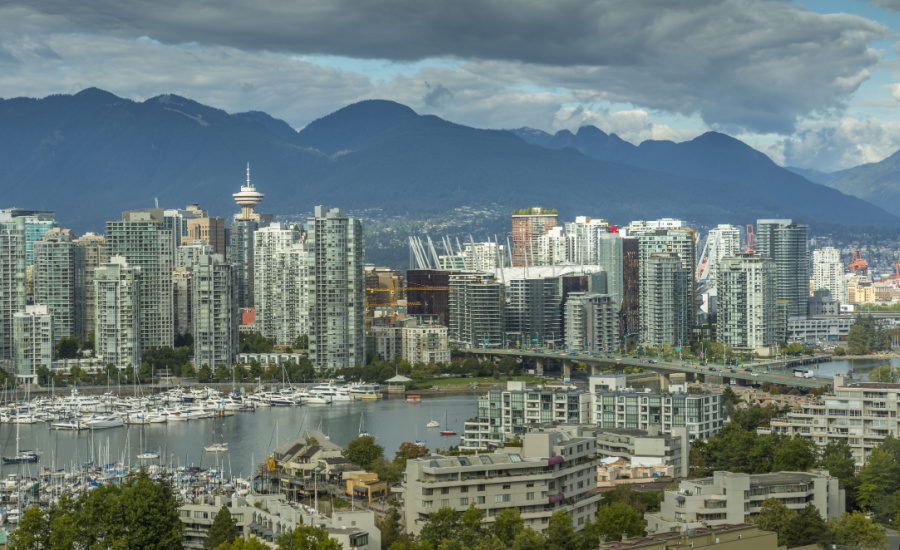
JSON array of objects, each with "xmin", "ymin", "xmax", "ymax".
[{"xmin": 233, "ymin": 163, "xmax": 264, "ymax": 220}]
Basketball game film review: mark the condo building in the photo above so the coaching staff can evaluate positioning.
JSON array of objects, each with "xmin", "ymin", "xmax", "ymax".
[
  {"xmin": 13, "ymin": 305, "xmax": 53, "ymax": 383},
  {"xmin": 33, "ymin": 229, "xmax": 86, "ymax": 344},
  {"xmin": 716, "ymin": 254, "xmax": 776, "ymax": 352},
  {"xmin": 94, "ymin": 257, "xmax": 141, "ymax": 369},
  {"xmin": 192, "ymin": 254, "xmax": 238, "ymax": 369}
]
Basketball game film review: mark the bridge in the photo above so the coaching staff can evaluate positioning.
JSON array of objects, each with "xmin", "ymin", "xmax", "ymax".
[{"xmin": 459, "ymin": 348, "xmax": 834, "ymax": 389}]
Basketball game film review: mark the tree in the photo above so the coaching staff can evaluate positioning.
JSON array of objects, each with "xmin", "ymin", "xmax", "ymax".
[
  {"xmin": 491, "ymin": 508, "xmax": 524, "ymax": 546},
  {"xmin": 591, "ymin": 501, "xmax": 646, "ymax": 542},
  {"xmin": 214, "ymin": 537, "xmax": 270, "ymax": 550},
  {"xmin": 419, "ymin": 508, "xmax": 460, "ymax": 548},
  {"xmin": 198, "ymin": 364, "xmax": 213, "ymax": 383},
  {"xmin": 55, "ymin": 335, "xmax": 80, "ymax": 359},
  {"xmin": 214, "ymin": 364, "xmax": 231, "ymax": 382},
  {"xmin": 370, "ymin": 458, "xmax": 403, "ymax": 485},
  {"xmin": 277, "ymin": 524, "xmax": 342, "ymax": 550},
  {"xmin": 376, "ymin": 507, "xmax": 406, "ymax": 550},
  {"xmin": 772, "ymin": 436, "xmax": 818, "ymax": 472},
  {"xmin": 205, "ymin": 506, "xmax": 239, "ymax": 549},
  {"xmin": 346, "ymin": 436, "xmax": 385, "ymax": 471},
  {"xmin": 9, "ymin": 506, "xmax": 50, "ymax": 550},
  {"xmin": 458, "ymin": 504, "xmax": 486, "ymax": 548},
  {"xmin": 753, "ymin": 498, "xmax": 797, "ymax": 547},
  {"xmin": 510, "ymin": 529, "xmax": 545, "ymax": 550},
  {"xmin": 856, "ymin": 446, "xmax": 900, "ymax": 510},
  {"xmin": 828, "ymin": 511, "xmax": 888, "ymax": 549},
  {"xmin": 818, "ymin": 439, "xmax": 856, "ymax": 484},
  {"xmin": 36, "ymin": 365, "xmax": 51, "ymax": 385},
  {"xmin": 116, "ymin": 469, "xmax": 184, "ymax": 550},
  {"xmin": 784, "ymin": 504, "xmax": 829, "ymax": 548},
  {"xmin": 544, "ymin": 510, "xmax": 576, "ymax": 550},
  {"xmin": 294, "ymin": 334, "xmax": 309, "ymax": 350},
  {"xmin": 395, "ymin": 442, "xmax": 430, "ymax": 469}
]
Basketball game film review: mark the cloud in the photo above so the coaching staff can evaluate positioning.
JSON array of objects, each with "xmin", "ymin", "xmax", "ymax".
[
  {"xmin": 864, "ymin": 0, "xmax": 900, "ymax": 10},
  {"xmin": 552, "ymin": 107, "xmax": 704, "ymax": 144},
  {"xmin": 0, "ymin": 0, "xmax": 887, "ymax": 134},
  {"xmin": 766, "ymin": 117, "xmax": 900, "ymax": 172},
  {"xmin": 422, "ymin": 82, "xmax": 453, "ymax": 107}
]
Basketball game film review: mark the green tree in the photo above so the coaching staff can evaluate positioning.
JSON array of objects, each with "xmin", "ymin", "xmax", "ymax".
[
  {"xmin": 117, "ymin": 469, "xmax": 184, "ymax": 550},
  {"xmin": 772, "ymin": 436, "xmax": 818, "ymax": 472},
  {"xmin": 294, "ymin": 334, "xmax": 309, "ymax": 350},
  {"xmin": 856, "ymin": 446, "xmax": 900, "ymax": 510},
  {"xmin": 544, "ymin": 510, "xmax": 576, "ymax": 550},
  {"xmin": 818, "ymin": 439, "xmax": 856, "ymax": 484},
  {"xmin": 375, "ymin": 507, "xmax": 406, "ymax": 550},
  {"xmin": 9, "ymin": 506, "xmax": 50, "ymax": 550},
  {"xmin": 458, "ymin": 503, "xmax": 486, "ymax": 548},
  {"xmin": 394, "ymin": 442, "xmax": 430, "ymax": 469},
  {"xmin": 784, "ymin": 504, "xmax": 829, "ymax": 548},
  {"xmin": 36, "ymin": 365, "xmax": 51, "ymax": 385},
  {"xmin": 277, "ymin": 524, "xmax": 341, "ymax": 550},
  {"xmin": 346, "ymin": 436, "xmax": 385, "ymax": 471},
  {"xmin": 55, "ymin": 335, "xmax": 80, "ymax": 359},
  {"xmin": 591, "ymin": 501, "xmax": 646, "ymax": 542},
  {"xmin": 205, "ymin": 506, "xmax": 239, "ymax": 549},
  {"xmin": 214, "ymin": 364, "xmax": 231, "ymax": 382},
  {"xmin": 828, "ymin": 511, "xmax": 888, "ymax": 549},
  {"xmin": 510, "ymin": 529, "xmax": 545, "ymax": 550},
  {"xmin": 214, "ymin": 537, "xmax": 270, "ymax": 550},
  {"xmin": 491, "ymin": 508, "xmax": 524, "ymax": 546},
  {"xmin": 753, "ymin": 498, "xmax": 797, "ymax": 547},
  {"xmin": 419, "ymin": 508, "xmax": 460, "ymax": 548},
  {"xmin": 198, "ymin": 364, "xmax": 213, "ymax": 383},
  {"xmin": 240, "ymin": 332, "xmax": 275, "ymax": 354}
]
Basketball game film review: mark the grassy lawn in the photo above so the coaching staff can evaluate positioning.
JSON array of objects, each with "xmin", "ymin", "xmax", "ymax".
[{"xmin": 412, "ymin": 375, "xmax": 546, "ymax": 387}]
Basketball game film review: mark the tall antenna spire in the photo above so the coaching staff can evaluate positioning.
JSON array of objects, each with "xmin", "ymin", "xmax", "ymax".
[{"xmin": 246, "ymin": 163, "xmax": 251, "ymax": 188}]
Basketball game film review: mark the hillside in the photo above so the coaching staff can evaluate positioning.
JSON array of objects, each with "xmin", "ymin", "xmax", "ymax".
[
  {"xmin": 0, "ymin": 89, "xmax": 894, "ymax": 237},
  {"xmin": 823, "ymin": 151, "xmax": 900, "ymax": 217}
]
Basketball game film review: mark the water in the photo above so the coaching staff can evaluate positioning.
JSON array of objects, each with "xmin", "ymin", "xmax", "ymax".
[
  {"xmin": 813, "ymin": 357, "xmax": 900, "ymax": 379},
  {"xmin": 0, "ymin": 395, "xmax": 477, "ymax": 476}
]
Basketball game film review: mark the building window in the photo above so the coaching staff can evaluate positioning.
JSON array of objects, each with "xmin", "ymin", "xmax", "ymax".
[
  {"xmin": 460, "ymin": 498, "xmax": 469, "ymax": 506},
  {"xmin": 477, "ymin": 496, "xmax": 486, "ymax": 504},
  {"xmin": 495, "ymin": 494, "xmax": 511, "ymax": 503},
  {"xmin": 526, "ymin": 492, "xmax": 534, "ymax": 500},
  {"xmin": 423, "ymin": 501, "xmax": 433, "ymax": 509},
  {"xmin": 441, "ymin": 499, "xmax": 450, "ymax": 508}
]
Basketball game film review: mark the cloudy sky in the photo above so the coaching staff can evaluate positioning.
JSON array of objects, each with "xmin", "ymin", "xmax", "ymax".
[{"xmin": 3, "ymin": 0, "xmax": 900, "ymax": 172}]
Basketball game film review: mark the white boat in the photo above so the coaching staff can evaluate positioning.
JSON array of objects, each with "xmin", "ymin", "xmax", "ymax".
[
  {"xmin": 204, "ymin": 443, "xmax": 228, "ymax": 453},
  {"xmin": 426, "ymin": 419, "xmax": 440, "ymax": 428},
  {"xmin": 349, "ymin": 383, "xmax": 381, "ymax": 400},
  {"xmin": 7, "ymin": 510, "xmax": 19, "ymax": 524},
  {"xmin": 310, "ymin": 383, "xmax": 356, "ymax": 402},
  {"xmin": 136, "ymin": 451, "xmax": 159, "ymax": 460},
  {"xmin": 84, "ymin": 414, "xmax": 124, "ymax": 430},
  {"xmin": 301, "ymin": 393, "xmax": 332, "ymax": 405},
  {"xmin": 359, "ymin": 412, "xmax": 371, "ymax": 438},
  {"xmin": 50, "ymin": 419, "xmax": 85, "ymax": 430},
  {"xmin": 124, "ymin": 412, "xmax": 151, "ymax": 425}
]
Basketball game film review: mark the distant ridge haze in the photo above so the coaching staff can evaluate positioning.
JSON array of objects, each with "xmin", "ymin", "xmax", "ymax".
[{"xmin": 0, "ymin": 89, "xmax": 895, "ymax": 235}]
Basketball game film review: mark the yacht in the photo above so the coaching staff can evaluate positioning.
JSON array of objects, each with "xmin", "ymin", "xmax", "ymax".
[
  {"xmin": 349, "ymin": 384, "xmax": 381, "ymax": 400},
  {"xmin": 2, "ymin": 449, "xmax": 40, "ymax": 463},
  {"xmin": 268, "ymin": 392, "xmax": 301, "ymax": 406},
  {"xmin": 51, "ymin": 418, "xmax": 85, "ymax": 431},
  {"xmin": 310, "ymin": 383, "xmax": 355, "ymax": 402},
  {"xmin": 136, "ymin": 451, "xmax": 160, "ymax": 460},
  {"xmin": 204, "ymin": 442, "xmax": 228, "ymax": 453},
  {"xmin": 84, "ymin": 414, "xmax": 124, "ymax": 430}
]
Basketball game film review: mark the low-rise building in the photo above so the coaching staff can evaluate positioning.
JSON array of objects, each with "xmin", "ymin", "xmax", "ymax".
[
  {"xmin": 236, "ymin": 352, "xmax": 306, "ymax": 366},
  {"xmin": 462, "ymin": 381, "xmax": 591, "ymax": 449},
  {"xmin": 404, "ymin": 432, "xmax": 601, "ymax": 535},
  {"xmin": 788, "ymin": 316, "xmax": 853, "ymax": 345},
  {"xmin": 401, "ymin": 318, "xmax": 451, "ymax": 364},
  {"xmin": 592, "ymin": 388, "xmax": 724, "ymax": 441},
  {"xmin": 596, "ymin": 457, "xmax": 674, "ymax": 488},
  {"xmin": 344, "ymin": 471, "xmax": 388, "ymax": 503},
  {"xmin": 599, "ymin": 523, "xmax": 780, "ymax": 550},
  {"xmin": 179, "ymin": 494, "xmax": 378, "ymax": 550},
  {"xmin": 771, "ymin": 374, "xmax": 900, "ymax": 469},
  {"xmin": 586, "ymin": 426, "xmax": 690, "ymax": 478},
  {"xmin": 645, "ymin": 470, "xmax": 844, "ymax": 534}
]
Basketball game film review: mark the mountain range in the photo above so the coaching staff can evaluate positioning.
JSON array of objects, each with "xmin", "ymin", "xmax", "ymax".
[{"xmin": 0, "ymin": 88, "xmax": 896, "ymax": 236}]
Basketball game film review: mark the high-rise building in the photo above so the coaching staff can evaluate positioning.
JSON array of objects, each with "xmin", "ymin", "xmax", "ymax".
[
  {"xmin": 228, "ymin": 165, "xmax": 270, "ymax": 309},
  {"xmin": 0, "ymin": 218, "xmax": 26, "ymax": 363},
  {"xmin": 699, "ymin": 224, "xmax": 741, "ymax": 289},
  {"xmin": 13, "ymin": 305, "xmax": 53, "ymax": 383},
  {"xmin": 448, "ymin": 273, "xmax": 505, "ymax": 347},
  {"xmin": 33, "ymin": 229, "xmax": 86, "ymax": 344},
  {"xmin": 535, "ymin": 226, "xmax": 572, "ymax": 265},
  {"xmin": 275, "ymin": 243, "xmax": 311, "ymax": 346},
  {"xmin": 186, "ymin": 217, "xmax": 226, "ymax": 256},
  {"xmin": 462, "ymin": 241, "xmax": 507, "ymax": 271},
  {"xmin": 173, "ymin": 267, "xmax": 193, "ymax": 339},
  {"xmin": 106, "ymin": 209, "xmax": 174, "ymax": 351},
  {"xmin": 176, "ymin": 239, "xmax": 215, "ymax": 269},
  {"xmin": 227, "ymin": 219, "xmax": 259, "ymax": 309},
  {"xmin": 163, "ymin": 205, "xmax": 204, "ymax": 254},
  {"xmin": 597, "ymin": 232, "xmax": 623, "ymax": 308},
  {"xmin": 813, "ymin": 247, "xmax": 846, "ymax": 304},
  {"xmin": 757, "ymin": 220, "xmax": 809, "ymax": 318},
  {"xmin": 564, "ymin": 292, "xmax": 619, "ymax": 352},
  {"xmin": 0, "ymin": 209, "xmax": 58, "ymax": 267},
  {"xmin": 308, "ymin": 206, "xmax": 365, "ymax": 370},
  {"xmin": 192, "ymin": 254, "xmax": 238, "ymax": 369},
  {"xmin": 504, "ymin": 276, "xmax": 563, "ymax": 347},
  {"xmin": 511, "ymin": 207, "xmax": 558, "ymax": 267},
  {"xmin": 406, "ymin": 270, "xmax": 454, "ymax": 327},
  {"xmin": 565, "ymin": 216, "xmax": 610, "ymax": 265},
  {"xmin": 253, "ymin": 224, "xmax": 303, "ymax": 344},
  {"xmin": 640, "ymin": 252, "xmax": 692, "ymax": 347},
  {"xmin": 620, "ymin": 237, "xmax": 640, "ymax": 343},
  {"xmin": 717, "ymin": 254, "xmax": 776, "ymax": 351},
  {"xmin": 74, "ymin": 233, "xmax": 108, "ymax": 336},
  {"xmin": 94, "ymin": 257, "xmax": 141, "ymax": 369}
]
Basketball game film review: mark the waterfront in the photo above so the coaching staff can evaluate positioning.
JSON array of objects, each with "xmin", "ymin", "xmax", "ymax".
[{"xmin": 0, "ymin": 394, "xmax": 477, "ymax": 477}]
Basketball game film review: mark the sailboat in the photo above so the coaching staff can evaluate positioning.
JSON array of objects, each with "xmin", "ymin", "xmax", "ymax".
[
  {"xmin": 358, "ymin": 412, "xmax": 373, "ymax": 438},
  {"xmin": 439, "ymin": 410, "xmax": 456, "ymax": 436},
  {"xmin": 205, "ymin": 417, "xmax": 228, "ymax": 453},
  {"xmin": 137, "ymin": 425, "xmax": 159, "ymax": 460},
  {"xmin": 426, "ymin": 406, "xmax": 440, "ymax": 428},
  {"xmin": 2, "ymin": 412, "xmax": 40, "ymax": 463}
]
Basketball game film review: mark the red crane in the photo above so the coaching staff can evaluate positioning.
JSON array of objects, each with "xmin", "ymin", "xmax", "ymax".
[
  {"xmin": 849, "ymin": 250, "xmax": 868, "ymax": 276},
  {"xmin": 746, "ymin": 224, "xmax": 754, "ymax": 253}
]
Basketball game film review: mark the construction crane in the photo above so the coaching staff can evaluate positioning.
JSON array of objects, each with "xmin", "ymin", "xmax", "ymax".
[
  {"xmin": 849, "ymin": 250, "xmax": 868, "ymax": 275},
  {"xmin": 365, "ymin": 277, "xmax": 401, "ymax": 332},
  {"xmin": 746, "ymin": 224, "xmax": 754, "ymax": 253},
  {"xmin": 894, "ymin": 251, "xmax": 900, "ymax": 277}
]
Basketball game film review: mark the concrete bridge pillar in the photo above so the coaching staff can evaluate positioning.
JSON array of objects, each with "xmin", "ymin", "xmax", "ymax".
[
  {"xmin": 658, "ymin": 372, "xmax": 670, "ymax": 392},
  {"xmin": 535, "ymin": 357, "xmax": 544, "ymax": 376},
  {"xmin": 590, "ymin": 363, "xmax": 602, "ymax": 376},
  {"xmin": 563, "ymin": 360, "xmax": 572, "ymax": 380}
]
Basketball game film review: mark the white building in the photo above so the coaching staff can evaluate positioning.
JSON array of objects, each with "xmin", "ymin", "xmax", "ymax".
[
  {"xmin": 401, "ymin": 319, "xmax": 450, "ymax": 364},
  {"xmin": 813, "ymin": 247, "xmax": 846, "ymax": 303},
  {"xmin": 699, "ymin": 224, "xmax": 741, "ymax": 289},
  {"xmin": 717, "ymin": 254, "xmax": 776, "ymax": 352},
  {"xmin": 253, "ymin": 224, "xmax": 302, "ymax": 345},
  {"xmin": 13, "ymin": 305, "xmax": 53, "ymax": 383},
  {"xmin": 192, "ymin": 254, "xmax": 238, "ymax": 369},
  {"xmin": 94, "ymin": 256, "xmax": 141, "ymax": 369}
]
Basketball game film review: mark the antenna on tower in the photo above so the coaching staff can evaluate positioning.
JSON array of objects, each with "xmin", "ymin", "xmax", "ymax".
[
  {"xmin": 246, "ymin": 163, "xmax": 251, "ymax": 187},
  {"xmin": 155, "ymin": 197, "xmax": 159, "ymax": 209}
]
